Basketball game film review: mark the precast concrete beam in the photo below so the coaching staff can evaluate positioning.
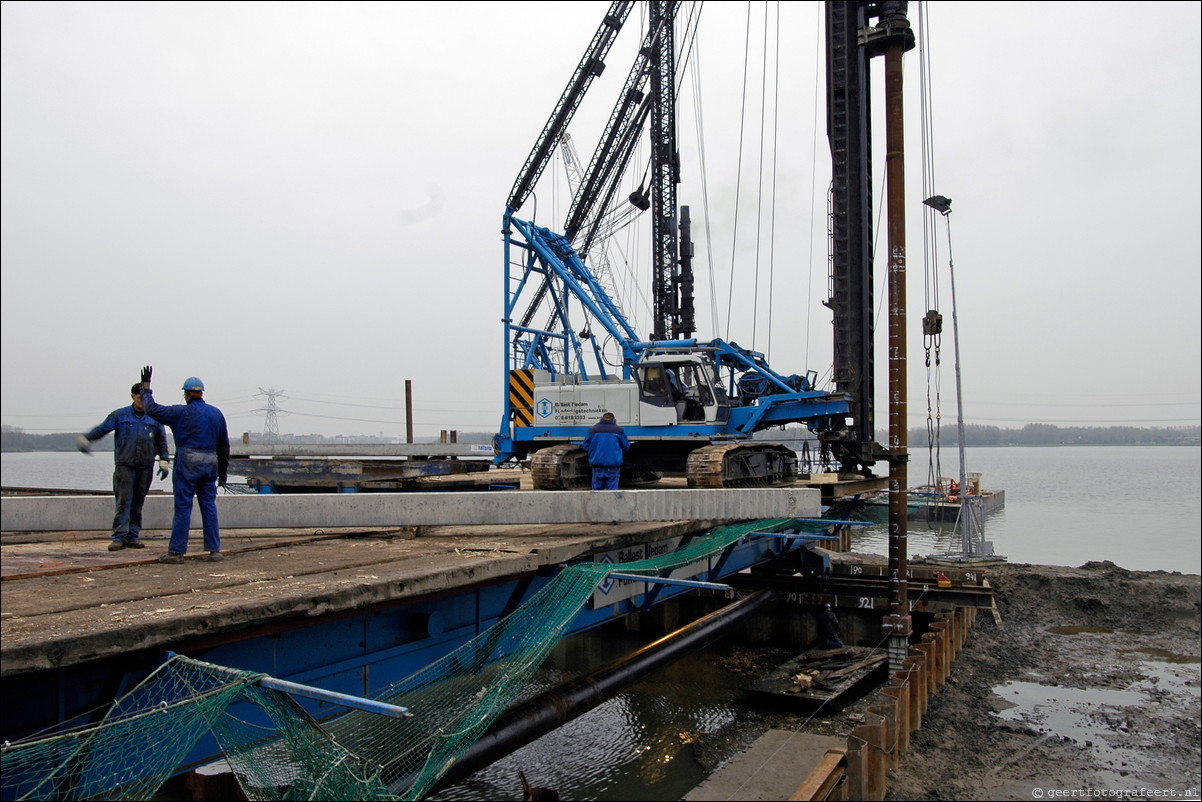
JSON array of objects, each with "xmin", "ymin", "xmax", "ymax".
[
  {"xmin": 1, "ymin": 487, "xmax": 821, "ymax": 533},
  {"xmin": 229, "ymin": 443, "xmax": 494, "ymax": 458}
]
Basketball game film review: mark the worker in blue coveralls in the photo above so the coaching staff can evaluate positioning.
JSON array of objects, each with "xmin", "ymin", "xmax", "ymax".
[
  {"xmin": 77, "ymin": 383, "xmax": 171, "ymax": 552},
  {"xmin": 582, "ymin": 411, "xmax": 629, "ymax": 490},
  {"xmin": 138, "ymin": 366, "xmax": 230, "ymax": 563},
  {"xmin": 818, "ymin": 603, "xmax": 844, "ymax": 649}
]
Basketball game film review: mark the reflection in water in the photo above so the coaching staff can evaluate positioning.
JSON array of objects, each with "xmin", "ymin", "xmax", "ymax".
[{"xmin": 428, "ymin": 627, "xmax": 744, "ymax": 802}]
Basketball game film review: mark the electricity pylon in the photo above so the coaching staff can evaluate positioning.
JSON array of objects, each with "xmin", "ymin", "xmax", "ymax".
[{"xmin": 254, "ymin": 388, "xmax": 287, "ymax": 443}]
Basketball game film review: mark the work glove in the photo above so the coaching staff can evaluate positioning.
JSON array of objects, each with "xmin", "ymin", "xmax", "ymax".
[
  {"xmin": 76, "ymin": 435, "xmax": 91, "ymax": 454},
  {"xmin": 140, "ymin": 365, "xmax": 152, "ymax": 388},
  {"xmin": 157, "ymin": 458, "xmax": 170, "ymax": 480},
  {"xmin": 218, "ymin": 471, "xmax": 228, "ymax": 488}
]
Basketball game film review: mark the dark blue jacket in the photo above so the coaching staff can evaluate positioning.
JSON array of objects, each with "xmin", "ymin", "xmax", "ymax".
[
  {"xmin": 85, "ymin": 406, "xmax": 169, "ymax": 468},
  {"xmin": 819, "ymin": 608, "xmax": 842, "ymax": 642},
  {"xmin": 141, "ymin": 390, "xmax": 230, "ymax": 471},
  {"xmin": 583, "ymin": 418, "xmax": 630, "ymax": 468}
]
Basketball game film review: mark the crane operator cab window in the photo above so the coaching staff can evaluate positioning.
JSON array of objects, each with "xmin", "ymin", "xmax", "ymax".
[{"xmin": 638, "ymin": 362, "xmax": 714, "ymax": 422}]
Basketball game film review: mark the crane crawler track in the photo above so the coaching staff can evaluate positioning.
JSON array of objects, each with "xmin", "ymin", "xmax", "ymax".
[
  {"xmin": 686, "ymin": 443, "xmax": 798, "ymax": 488},
  {"xmin": 530, "ymin": 444, "xmax": 591, "ymax": 490},
  {"xmin": 530, "ymin": 442, "xmax": 798, "ymax": 490}
]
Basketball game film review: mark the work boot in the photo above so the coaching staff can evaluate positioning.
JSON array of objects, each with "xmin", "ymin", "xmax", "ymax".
[
  {"xmin": 158, "ymin": 552, "xmax": 185, "ymax": 564},
  {"xmin": 125, "ymin": 539, "xmax": 145, "ymax": 549},
  {"xmin": 108, "ymin": 541, "xmax": 125, "ymax": 552},
  {"xmin": 207, "ymin": 551, "xmax": 223, "ymax": 562}
]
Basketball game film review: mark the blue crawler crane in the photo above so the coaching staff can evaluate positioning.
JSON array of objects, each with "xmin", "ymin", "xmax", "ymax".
[{"xmin": 492, "ymin": 1, "xmax": 853, "ymax": 489}]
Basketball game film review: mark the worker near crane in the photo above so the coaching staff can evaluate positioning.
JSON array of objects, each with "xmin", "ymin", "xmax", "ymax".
[
  {"xmin": 137, "ymin": 366, "xmax": 230, "ymax": 563},
  {"xmin": 582, "ymin": 411, "xmax": 629, "ymax": 490},
  {"xmin": 77, "ymin": 383, "xmax": 171, "ymax": 551},
  {"xmin": 818, "ymin": 603, "xmax": 844, "ymax": 649}
]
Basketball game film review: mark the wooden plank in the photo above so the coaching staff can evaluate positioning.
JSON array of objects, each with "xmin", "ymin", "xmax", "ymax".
[
  {"xmin": 821, "ymin": 652, "xmax": 887, "ymax": 681},
  {"xmin": 984, "ymin": 579, "xmax": 1004, "ymax": 625},
  {"xmin": 790, "ymin": 749, "xmax": 846, "ymax": 801}
]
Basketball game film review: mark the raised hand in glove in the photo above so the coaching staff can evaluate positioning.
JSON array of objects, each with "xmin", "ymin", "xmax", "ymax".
[
  {"xmin": 76, "ymin": 435, "xmax": 91, "ymax": 454},
  {"xmin": 140, "ymin": 365, "xmax": 152, "ymax": 387},
  {"xmin": 157, "ymin": 458, "xmax": 170, "ymax": 480}
]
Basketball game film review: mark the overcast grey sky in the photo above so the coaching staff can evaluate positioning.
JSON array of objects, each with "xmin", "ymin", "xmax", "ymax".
[{"xmin": 3, "ymin": 1, "xmax": 1199, "ymax": 441}]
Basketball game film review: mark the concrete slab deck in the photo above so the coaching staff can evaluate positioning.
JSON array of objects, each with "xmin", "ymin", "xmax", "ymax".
[
  {"xmin": 0, "ymin": 519, "xmax": 725, "ymax": 678},
  {"xmin": 684, "ymin": 729, "xmax": 845, "ymax": 801}
]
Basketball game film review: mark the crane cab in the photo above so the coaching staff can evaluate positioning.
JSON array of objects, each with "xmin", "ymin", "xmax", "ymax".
[
  {"xmin": 516, "ymin": 353, "xmax": 731, "ymax": 431},
  {"xmin": 635, "ymin": 355, "xmax": 730, "ymax": 426}
]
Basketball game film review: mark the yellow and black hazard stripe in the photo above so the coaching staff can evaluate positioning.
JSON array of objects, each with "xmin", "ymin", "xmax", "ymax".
[{"xmin": 509, "ymin": 369, "xmax": 534, "ymax": 427}]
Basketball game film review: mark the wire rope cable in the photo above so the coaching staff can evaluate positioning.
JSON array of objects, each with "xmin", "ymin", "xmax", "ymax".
[
  {"xmin": 723, "ymin": 4, "xmax": 753, "ymax": 340},
  {"xmin": 917, "ymin": 1, "xmax": 946, "ymax": 529},
  {"xmin": 764, "ymin": 2, "xmax": 782, "ymax": 362},
  {"xmin": 686, "ymin": 14, "xmax": 722, "ymax": 338},
  {"xmin": 750, "ymin": 4, "xmax": 771, "ymax": 354}
]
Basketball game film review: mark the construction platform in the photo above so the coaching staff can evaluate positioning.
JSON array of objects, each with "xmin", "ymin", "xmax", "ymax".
[
  {"xmin": 220, "ymin": 445, "xmax": 888, "ymax": 499},
  {"xmin": 0, "ymin": 476, "xmax": 990, "ymax": 802},
  {"xmin": 1, "ymin": 520, "xmax": 714, "ymax": 675},
  {"xmin": 860, "ymin": 485, "xmax": 1006, "ymax": 523},
  {"xmin": 0, "ymin": 485, "xmax": 827, "ymax": 676}
]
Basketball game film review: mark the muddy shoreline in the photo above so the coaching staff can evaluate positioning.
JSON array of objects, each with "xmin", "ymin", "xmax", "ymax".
[{"xmin": 696, "ymin": 559, "xmax": 1202, "ymax": 800}]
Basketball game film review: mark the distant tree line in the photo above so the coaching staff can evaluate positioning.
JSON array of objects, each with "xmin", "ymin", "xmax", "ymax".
[
  {"xmin": 0, "ymin": 425, "xmax": 491, "ymax": 452},
  {"xmin": 1, "ymin": 426, "xmax": 102, "ymax": 452},
  {"xmin": 879, "ymin": 423, "xmax": 1201, "ymax": 447}
]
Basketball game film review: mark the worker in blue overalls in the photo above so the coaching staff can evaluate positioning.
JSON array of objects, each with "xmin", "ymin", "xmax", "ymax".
[
  {"xmin": 77, "ymin": 383, "xmax": 171, "ymax": 551},
  {"xmin": 582, "ymin": 411, "xmax": 630, "ymax": 490},
  {"xmin": 818, "ymin": 603, "xmax": 844, "ymax": 649},
  {"xmin": 138, "ymin": 366, "xmax": 230, "ymax": 563}
]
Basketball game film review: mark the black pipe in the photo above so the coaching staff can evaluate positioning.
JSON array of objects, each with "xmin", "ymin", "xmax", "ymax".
[{"xmin": 426, "ymin": 588, "xmax": 778, "ymax": 793}]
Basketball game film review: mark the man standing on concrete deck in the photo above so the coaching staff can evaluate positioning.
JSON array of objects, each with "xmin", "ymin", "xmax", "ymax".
[
  {"xmin": 138, "ymin": 366, "xmax": 230, "ymax": 563},
  {"xmin": 77, "ymin": 383, "xmax": 171, "ymax": 551},
  {"xmin": 582, "ymin": 411, "xmax": 629, "ymax": 490}
]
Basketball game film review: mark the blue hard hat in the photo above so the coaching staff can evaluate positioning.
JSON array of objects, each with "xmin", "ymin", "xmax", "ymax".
[{"xmin": 182, "ymin": 377, "xmax": 205, "ymax": 392}]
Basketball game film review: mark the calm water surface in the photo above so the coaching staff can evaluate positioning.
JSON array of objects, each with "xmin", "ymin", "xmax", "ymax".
[
  {"xmin": 427, "ymin": 630, "xmax": 739, "ymax": 802},
  {"xmin": 856, "ymin": 445, "xmax": 1201, "ymax": 574},
  {"xmin": 1, "ymin": 450, "xmax": 246, "ymax": 494}
]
